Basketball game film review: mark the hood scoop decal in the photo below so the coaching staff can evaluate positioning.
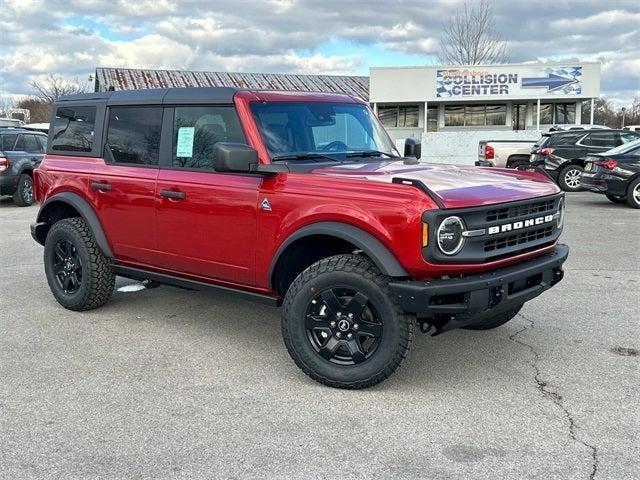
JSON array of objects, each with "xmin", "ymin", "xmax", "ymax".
[{"xmin": 392, "ymin": 177, "xmax": 445, "ymax": 208}]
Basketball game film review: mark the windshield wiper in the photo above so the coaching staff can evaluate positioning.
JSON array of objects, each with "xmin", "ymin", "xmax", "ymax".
[
  {"xmin": 272, "ymin": 153, "xmax": 341, "ymax": 162},
  {"xmin": 345, "ymin": 150, "xmax": 395, "ymax": 158}
]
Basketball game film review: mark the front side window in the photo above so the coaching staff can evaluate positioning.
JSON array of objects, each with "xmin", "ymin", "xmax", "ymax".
[
  {"xmin": 619, "ymin": 131, "xmax": 640, "ymax": 144},
  {"xmin": 51, "ymin": 106, "xmax": 96, "ymax": 152},
  {"xmin": 251, "ymin": 102, "xmax": 396, "ymax": 158},
  {"xmin": 583, "ymin": 132, "xmax": 618, "ymax": 148},
  {"xmin": 172, "ymin": 106, "xmax": 245, "ymax": 170},
  {"xmin": 106, "ymin": 107, "xmax": 162, "ymax": 165}
]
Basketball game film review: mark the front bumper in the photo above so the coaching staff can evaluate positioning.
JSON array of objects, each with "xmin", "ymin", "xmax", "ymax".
[{"xmin": 389, "ymin": 244, "xmax": 569, "ymax": 332}]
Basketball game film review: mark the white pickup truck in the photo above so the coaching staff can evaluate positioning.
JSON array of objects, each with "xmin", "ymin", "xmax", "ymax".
[{"xmin": 476, "ymin": 140, "xmax": 537, "ymax": 168}]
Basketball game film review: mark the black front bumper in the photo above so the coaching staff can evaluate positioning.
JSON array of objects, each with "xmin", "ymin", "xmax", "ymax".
[{"xmin": 389, "ymin": 245, "xmax": 569, "ymax": 331}]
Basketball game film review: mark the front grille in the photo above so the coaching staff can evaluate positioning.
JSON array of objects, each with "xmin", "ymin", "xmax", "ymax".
[
  {"xmin": 484, "ymin": 226, "xmax": 554, "ymax": 252},
  {"xmin": 486, "ymin": 198, "xmax": 555, "ymax": 222},
  {"xmin": 422, "ymin": 192, "xmax": 563, "ymax": 263}
]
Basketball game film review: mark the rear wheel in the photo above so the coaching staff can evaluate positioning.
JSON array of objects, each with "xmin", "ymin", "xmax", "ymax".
[
  {"xmin": 281, "ymin": 255, "xmax": 413, "ymax": 389},
  {"xmin": 627, "ymin": 178, "xmax": 640, "ymax": 209},
  {"xmin": 605, "ymin": 193, "xmax": 627, "ymax": 204},
  {"xmin": 13, "ymin": 173, "xmax": 34, "ymax": 207},
  {"xmin": 462, "ymin": 304, "xmax": 523, "ymax": 330},
  {"xmin": 44, "ymin": 217, "xmax": 115, "ymax": 311}
]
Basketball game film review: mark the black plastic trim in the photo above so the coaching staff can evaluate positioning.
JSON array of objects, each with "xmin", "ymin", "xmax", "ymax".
[
  {"xmin": 111, "ymin": 265, "xmax": 280, "ymax": 306},
  {"xmin": 392, "ymin": 177, "xmax": 445, "ymax": 208},
  {"xmin": 35, "ymin": 192, "xmax": 113, "ymax": 258},
  {"xmin": 268, "ymin": 221, "xmax": 409, "ymax": 288}
]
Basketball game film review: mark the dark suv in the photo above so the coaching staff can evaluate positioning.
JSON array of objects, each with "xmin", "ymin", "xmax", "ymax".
[
  {"xmin": 0, "ymin": 127, "xmax": 48, "ymax": 206},
  {"xmin": 530, "ymin": 129, "xmax": 640, "ymax": 192}
]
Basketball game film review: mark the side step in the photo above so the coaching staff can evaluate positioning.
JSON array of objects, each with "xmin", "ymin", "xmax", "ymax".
[{"xmin": 111, "ymin": 265, "xmax": 281, "ymax": 307}]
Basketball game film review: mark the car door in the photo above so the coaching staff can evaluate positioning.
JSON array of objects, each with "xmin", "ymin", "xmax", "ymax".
[
  {"xmin": 90, "ymin": 105, "xmax": 163, "ymax": 266},
  {"xmin": 154, "ymin": 105, "xmax": 260, "ymax": 285}
]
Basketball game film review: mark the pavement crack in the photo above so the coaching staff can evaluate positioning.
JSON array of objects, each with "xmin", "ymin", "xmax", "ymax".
[{"xmin": 510, "ymin": 313, "xmax": 599, "ymax": 480}]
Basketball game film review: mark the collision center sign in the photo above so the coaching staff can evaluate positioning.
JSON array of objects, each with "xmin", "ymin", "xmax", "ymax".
[{"xmin": 436, "ymin": 66, "xmax": 582, "ymax": 98}]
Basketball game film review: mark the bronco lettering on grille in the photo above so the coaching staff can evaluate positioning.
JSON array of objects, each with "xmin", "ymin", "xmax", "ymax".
[{"xmin": 487, "ymin": 214, "xmax": 554, "ymax": 235}]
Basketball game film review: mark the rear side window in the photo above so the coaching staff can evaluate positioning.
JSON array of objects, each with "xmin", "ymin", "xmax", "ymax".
[
  {"xmin": 106, "ymin": 107, "xmax": 163, "ymax": 166},
  {"xmin": 15, "ymin": 134, "xmax": 43, "ymax": 153},
  {"xmin": 51, "ymin": 106, "xmax": 96, "ymax": 152},
  {"xmin": 172, "ymin": 106, "xmax": 245, "ymax": 170},
  {"xmin": 0, "ymin": 133, "xmax": 18, "ymax": 151},
  {"xmin": 582, "ymin": 132, "xmax": 619, "ymax": 147}
]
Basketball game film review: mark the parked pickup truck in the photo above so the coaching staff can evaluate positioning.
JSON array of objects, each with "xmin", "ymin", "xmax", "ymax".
[
  {"xmin": 476, "ymin": 140, "xmax": 537, "ymax": 168},
  {"xmin": 31, "ymin": 87, "xmax": 569, "ymax": 389}
]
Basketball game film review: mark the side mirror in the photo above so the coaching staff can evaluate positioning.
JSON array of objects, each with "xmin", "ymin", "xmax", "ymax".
[
  {"xmin": 213, "ymin": 142, "xmax": 258, "ymax": 173},
  {"xmin": 404, "ymin": 138, "xmax": 421, "ymax": 159}
]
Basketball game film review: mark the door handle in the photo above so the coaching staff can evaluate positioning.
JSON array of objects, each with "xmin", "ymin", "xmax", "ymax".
[
  {"xmin": 91, "ymin": 182, "xmax": 112, "ymax": 191},
  {"xmin": 159, "ymin": 189, "xmax": 186, "ymax": 200}
]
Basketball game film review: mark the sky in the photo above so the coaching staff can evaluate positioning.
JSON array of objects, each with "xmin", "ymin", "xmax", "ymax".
[{"xmin": 1, "ymin": 0, "xmax": 639, "ymax": 106}]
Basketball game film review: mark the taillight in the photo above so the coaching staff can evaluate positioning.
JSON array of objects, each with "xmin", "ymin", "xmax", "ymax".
[
  {"xmin": 485, "ymin": 145, "xmax": 495, "ymax": 160},
  {"xmin": 540, "ymin": 147, "xmax": 555, "ymax": 156},
  {"xmin": 596, "ymin": 158, "xmax": 618, "ymax": 169},
  {"xmin": 0, "ymin": 157, "xmax": 9, "ymax": 173}
]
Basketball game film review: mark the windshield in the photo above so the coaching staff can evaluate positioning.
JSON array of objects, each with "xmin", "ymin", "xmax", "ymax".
[
  {"xmin": 604, "ymin": 138, "xmax": 640, "ymax": 155},
  {"xmin": 250, "ymin": 102, "xmax": 398, "ymax": 160}
]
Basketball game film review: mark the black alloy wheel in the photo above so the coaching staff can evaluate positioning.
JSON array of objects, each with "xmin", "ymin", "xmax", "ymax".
[
  {"xmin": 51, "ymin": 239, "xmax": 83, "ymax": 294},
  {"xmin": 305, "ymin": 287, "xmax": 383, "ymax": 365}
]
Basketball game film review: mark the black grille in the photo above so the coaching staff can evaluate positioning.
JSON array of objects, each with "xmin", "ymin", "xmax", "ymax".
[
  {"xmin": 486, "ymin": 199, "xmax": 556, "ymax": 222},
  {"xmin": 484, "ymin": 226, "xmax": 554, "ymax": 252}
]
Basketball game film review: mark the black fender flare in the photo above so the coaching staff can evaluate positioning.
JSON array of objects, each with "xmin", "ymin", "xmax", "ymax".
[
  {"xmin": 268, "ymin": 222, "xmax": 409, "ymax": 288},
  {"xmin": 35, "ymin": 192, "xmax": 113, "ymax": 258}
]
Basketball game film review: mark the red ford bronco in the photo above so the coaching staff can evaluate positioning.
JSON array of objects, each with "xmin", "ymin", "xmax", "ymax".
[{"xmin": 31, "ymin": 88, "xmax": 568, "ymax": 388}]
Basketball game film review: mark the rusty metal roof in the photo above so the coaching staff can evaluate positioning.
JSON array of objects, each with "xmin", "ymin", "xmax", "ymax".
[{"xmin": 95, "ymin": 67, "xmax": 370, "ymax": 101}]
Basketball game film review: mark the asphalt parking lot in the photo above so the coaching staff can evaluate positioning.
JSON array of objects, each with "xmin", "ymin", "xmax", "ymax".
[{"xmin": 1, "ymin": 192, "xmax": 638, "ymax": 480}]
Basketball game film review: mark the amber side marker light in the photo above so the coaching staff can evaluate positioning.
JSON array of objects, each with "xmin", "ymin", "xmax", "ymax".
[{"xmin": 422, "ymin": 223, "xmax": 429, "ymax": 247}]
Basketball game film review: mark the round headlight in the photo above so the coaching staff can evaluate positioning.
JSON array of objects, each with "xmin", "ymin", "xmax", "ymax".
[
  {"xmin": 557, "ymin": 198, "xmax": 565, "ymax": 229},
  {"xmin": 437, "ymin": 216, "xmax": 465, "ymax": 255}
]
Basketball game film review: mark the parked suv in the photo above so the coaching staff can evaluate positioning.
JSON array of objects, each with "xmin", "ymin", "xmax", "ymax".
[
  {"xmin": 0, "ymin": 127, "xmax": 48, "ymax": 206},
  {"xmin": 31, "ymin": 88, "xmax": 568, "ymax": 388},
  {"xmin": 530, "ymin": 129, "xmax": 640, "ymax": 191}
]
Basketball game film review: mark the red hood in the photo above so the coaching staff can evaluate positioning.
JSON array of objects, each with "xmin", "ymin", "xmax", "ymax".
[{"xmin": 311, "ymin": 161, "xmax": 560, "ymax": 208}]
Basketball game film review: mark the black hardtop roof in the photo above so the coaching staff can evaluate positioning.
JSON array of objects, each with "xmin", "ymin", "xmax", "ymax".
[
  {"xmin": 0, "ymin": 127, "xmax": 47, "ymax": 135},
  {"xmin": 57, "ymin": 86, "xmax": 239, "ymax": 105}
]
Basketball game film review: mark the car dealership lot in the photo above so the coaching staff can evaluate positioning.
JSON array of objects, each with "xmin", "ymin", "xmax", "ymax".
[{"xmin": 1, "ymin": 193, "xmax": 638, "ymax": 479}]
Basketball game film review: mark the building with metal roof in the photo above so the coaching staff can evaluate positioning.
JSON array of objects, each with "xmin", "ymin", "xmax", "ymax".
[{"xmin": 94, "ymin": 67, "xmax": 370, "ymax": 101}]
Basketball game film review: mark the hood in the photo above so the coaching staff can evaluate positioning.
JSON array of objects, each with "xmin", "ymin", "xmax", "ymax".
[{"xmin": 311, "ymin": 160, "xmax": 559, "ymax": 209}]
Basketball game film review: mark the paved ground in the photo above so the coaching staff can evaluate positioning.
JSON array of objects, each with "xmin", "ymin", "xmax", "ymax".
[{"xmin": 1, "ymin": 192, "xmax": 638, "ymax": 480}]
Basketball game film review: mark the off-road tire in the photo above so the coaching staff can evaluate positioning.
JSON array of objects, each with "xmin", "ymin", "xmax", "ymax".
[
  {"xmin": 557, "ymin": 164, "xmax": 583, "ymax": 192},
  {"xmin": 13, "ymin": 173, "xmax": 34, "ymax": 207},
  {"xmin": 44, "ymin": 217, "xmax": 115, "ymax": 311},
  {"xmin": 626, "ymin": 178, "xmax": 640, "ymax": 209},
  {"xmin": 605, "ymin": 193, "xmax": 626, "ymax": 204},
  {"xmin": 281, "ymin": 254, "xmax": 413, "ymax": 389},
  {"xmin": 462, "ymin": 304, "xmax": 523, "ymax": 330}
]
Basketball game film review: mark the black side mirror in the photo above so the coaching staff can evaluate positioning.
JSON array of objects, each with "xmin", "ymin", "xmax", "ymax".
[
  {"xmin": 213, "ymin": 143, "xmax": 258, "ymax": 173},
  {"xmin": 404, "ymin": 138, "xmax": 421, "ymax": 159}
]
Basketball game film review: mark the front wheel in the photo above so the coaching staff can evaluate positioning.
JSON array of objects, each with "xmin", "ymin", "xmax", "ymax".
[
  {"xmin": 13, "ymin": 173, "xmax": 34, "ymax": 206},
  {"xmin": 281, "ymin": 255, "xmax": 413, "ymax": 389},
  {"xmin": 558, "ymin": 165, "xmax": 583, "ymax": 192},
  {"xmin": 44, "ymin": 217, "xmax": 115, "ymax": 311},
  {"xmin": 462, "ymin": 304, "xmax": 523, "ymax": 330}
]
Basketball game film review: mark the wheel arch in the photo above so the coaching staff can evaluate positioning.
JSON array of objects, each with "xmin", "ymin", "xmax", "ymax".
[
  {"xmin": 34, "ymin": 192, "xmax": 113, "ymax": 258},
  {"xmin": 269, "ymin": 222, "xmax": 409, "ymax": 296},
  {"xmin": 506, "ymin": 154, "xmax": 529, "ymax": 168}
]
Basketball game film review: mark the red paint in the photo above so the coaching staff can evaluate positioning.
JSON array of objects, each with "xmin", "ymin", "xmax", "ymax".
[{"xmin": 34, "ymin": 90, "xmax": 563, "ymax": 297}]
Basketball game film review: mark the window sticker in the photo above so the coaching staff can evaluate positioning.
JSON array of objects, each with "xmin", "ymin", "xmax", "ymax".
[{"xmin": 176, "ymin": 127, "xmax": 195, "ymax": 157}]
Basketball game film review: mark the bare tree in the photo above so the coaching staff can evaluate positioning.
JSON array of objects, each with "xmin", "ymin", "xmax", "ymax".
[
  {"xmin": 15, "ymin": 97, "xmax": 53, "ymax": 123},
  {"xmin": 30, "ymin": 74, "xmax": 88, "ymax": 104},
  {"xmin": 439, "ymin": 0, "xmax": 510, "ymax": 65}
]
